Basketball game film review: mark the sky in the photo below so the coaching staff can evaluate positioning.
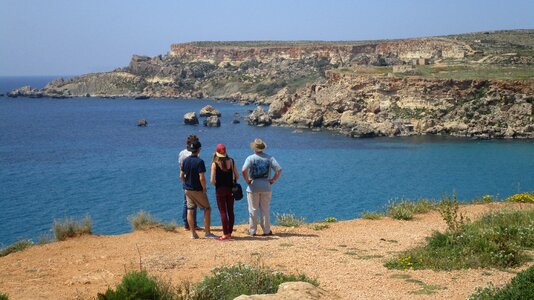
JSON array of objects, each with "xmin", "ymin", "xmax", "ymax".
[{"xmin": 1, "ymin": 0, "xmax": 533, "ymax": 76}]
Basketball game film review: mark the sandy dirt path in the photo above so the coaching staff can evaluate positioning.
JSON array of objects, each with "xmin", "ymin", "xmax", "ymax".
[{"xmin": 0, "ymin": 202, "xmax": 532, "ymax": 299}]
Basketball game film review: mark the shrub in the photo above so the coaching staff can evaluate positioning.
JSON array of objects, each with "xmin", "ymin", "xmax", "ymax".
[
  {"xmin": 506, "ymin": 192, "xmax": 534, "ymax": 203},
  {"xmin": 0, "ymin": 239, "xmax": 34, "ymax": 257},
  {"xmin": 468, "ymin": 265, "xmax": 534, "ymax": 299},
  {"xmin": 386, "ymin": 198, "xmax": 437, "ymax": 220},
  {"xmin": 53, "ymin": 215, "xmax": 92, "ymax": 241},
  {"xmin": 194, "ymin": 263, "xmax": 318, "ymax": 300},
  {"xmin": 128, "ymin": 211, "xmax": 159, "ymax": 231},
  {"xmin": 0, "ymin": 292, "xmax": 8, "ymax": 300},
  {"xmin": 324, "ymin": 217, "xmax": 337, "ymax": 223},
  {"xmin": 361, "ymin": 211, "xmax": 384, "ymax": 220},
  {"xmin": 385, "ymin": 209, "xmax": 534, "ymax": 270},
  {"xmin": 97, "ymin": 270, "xmax": 175, "ymax": 300},
  {"xmin": 438, "ymin": 193, "xmax": 466, "ymax": 232},
  {"xmin": 275, "ymin": 213, "xmax": 306, "ymax": 227},
  {"xmin": 162, "ymin": 221, "xmax": 178, "ymax": 232},
  {"xmin": 310, "ymin": 223, "xmax": 329, "ymax": 231}
]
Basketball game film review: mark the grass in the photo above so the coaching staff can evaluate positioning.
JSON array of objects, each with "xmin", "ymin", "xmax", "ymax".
[
  {"xmin": 468, "ymin": 265, "xmax": 534, "ymax": 300},
  {"xmin": 128, "ymin": 211, "xmax": 159, "ymax": 230},
  {"xmin": 384, "ymin": 208, "xmax": 534, "ymax": 270},
  {"xmin": 0, "ymin": 240, "xmax": 33, "ymax": 257},
  {"xmin": 0, "ymin": 293, "xmax": 8, "ymax": 300},
  {"xmin": 361, "ymin": 211, "xmax": 384, "ymax": 220},
  {"xmin": 386, "ymin": 198, "xmax": 437, "ymax": 220},
  {"xmin": 97, "ymin": 270, "xmax": 176, "ymax": 300},
  {"xmin": 275, "ymin": 213, "xmax": 306, "ymax": 227},
  {"xmin": 310, "ymin": 223, "xmax": 330, "ymax": 230},
  {"xmin": 193, "ymin": 263, "xmax": 318, "ymax": 300},
  {"xmin": 162, "ymin": 221, "xmax": 178, "ymax": 232},
  {"xmin": 53, "ymin": 215, "xmax": 92, "ymax": 241}
]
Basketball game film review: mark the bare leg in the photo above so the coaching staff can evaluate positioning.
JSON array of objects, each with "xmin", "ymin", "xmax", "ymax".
[
  {"xmin": 187, "ymin": 210, "xmax": 197, "ymax": 237},
  {"xmin": 204, "ymin": 208, "xmax": 211, "ymax": 235}
]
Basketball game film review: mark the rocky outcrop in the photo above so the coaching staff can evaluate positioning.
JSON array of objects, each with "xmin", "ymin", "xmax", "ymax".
[
  {"xmin": 203, "ymin": 115, "xmax": 221, "ymax": 127},
  {"xmin": 247, "ymin": 107, "xmax": 272, "ymax": 127},
  {"xmin": 137, "ymin": 119, "xmax": 148, "ymax": 127},
  {"xmin": 234, "ymin": 282, "xmax": 333, "ymax": 300},
  {"xmin": 199, "ymin": 105, "xmax": 221, "ymax": 117},
  {"xmin": 8, "ymin": 30, "xmax": 534, "ymax": 139},
  {"xmin": 183, "ymin": 112, "xmax": 199, "ymax": 125},
  {"xmin": 269, "ymin": 73, "xmax": 534, "ymax": 138}
]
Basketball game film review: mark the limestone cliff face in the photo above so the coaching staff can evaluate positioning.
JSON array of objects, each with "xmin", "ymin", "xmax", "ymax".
[
  {"xmin": 268, "ymin": 72, "xmax": 534, "ymax": 138},
  {"xmin": 8, "ymin": 30, "xmax": 534, "ymax": 139}
]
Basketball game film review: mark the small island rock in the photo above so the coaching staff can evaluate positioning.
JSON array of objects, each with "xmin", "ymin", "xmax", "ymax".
[
  {"xmin": 184, "ymin": 112, "xmax": 199, "ymax": 125},
  {"xmin": 203, "ymin": 115, "xmax": 221, "ymax": 127},
  {"xmin": 199, "ymin": 105, "xmax": 221, "ymax": 117},
  {"xmin": 137, "ymin": 119, "xmax": 148, "ymax": 127}
]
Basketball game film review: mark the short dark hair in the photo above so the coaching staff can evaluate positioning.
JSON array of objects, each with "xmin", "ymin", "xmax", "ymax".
[{"xmin": 186, "ymin": 135, "xmax": 198, "ymax": 145}]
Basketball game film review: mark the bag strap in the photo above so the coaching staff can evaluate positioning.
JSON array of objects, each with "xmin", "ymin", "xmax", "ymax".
[{"xmin": 231, "ymin": 158, "xmax": 237, "ymax": 183}]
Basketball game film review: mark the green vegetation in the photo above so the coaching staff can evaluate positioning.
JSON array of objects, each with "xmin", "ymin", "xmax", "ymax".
[
  {"xmin": 361, "ymin": 211, "xmax": 385, "ymax": 220},
  {"xmin": 0, "ymin": 240, "xmax": 33, "ymax": 257},
  {"xmin": 0, "ymin": 292, "xmax": 8, "ymax": 300},
  {"xmin": 506, "ymin": 192, "xmax": 534, "ymax": 203},
  {"xmin": 468, "ymin": 265, "xmax": 534, "ymax": 300},
  {"xmin": 385, "ymin": 208, "xmax": 534, "ymax": 270},
  {"xmin": 98, "ymin": 264, "xmax": 317, "ymax": 300},
  {"xmin": 386, "ymin": 198, "xmax": 436, "ymax": 220},
  {"xmin": 53, "ymin": 215, "xmax": 92, "ymax": 241},
  {"xmin": 128, "ymin": 211, "xmax": 159, "ymax": 231},
  {"xmin": 324, "ymin": 217, "xmax": 337, "ymax": 223},
  {"xmin": 97, "ymin": 270, "xmax": 176, "ymax": 300},
  {"xmin": 194, "ymin": 263, "xmax": 317, "ymax": 300},
  {"xmin": 162, "ymin": 221, "xmax": 178, "ymax": 232},
  {"xmin": 275, "ymin": 213, "xmax": 306, "ymax": 227},
  {"xmin": 310, "ymin": 223, "xmax": 330, "ymax": 231}
]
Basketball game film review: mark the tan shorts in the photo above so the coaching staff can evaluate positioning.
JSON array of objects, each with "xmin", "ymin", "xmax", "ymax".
[{"xmin": 185, "ymin": 190, "xmax": 211, "ymax": 210}]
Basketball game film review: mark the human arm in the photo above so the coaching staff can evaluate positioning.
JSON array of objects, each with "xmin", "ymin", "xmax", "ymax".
[
  {"xmin": 210, "ymin": 162, "xmax": 216, "ymax": 186},
  {"xmin": 269, "ymin": 169, "xmax": 282, "ymax": 185},
  {"xmin": 242, "ymin": 157, "xmax": 252, "ymax": 185},
  {"xmin": 199, "ymin": 172, "xmax": 207, "ymax": 193},
  {"xmin": 180, "ymin": 170, "xmax": 185, "ymax": 182},
  {"xmin": 232, "ymin": 159, "xmax": 239, "ymax": 181}
]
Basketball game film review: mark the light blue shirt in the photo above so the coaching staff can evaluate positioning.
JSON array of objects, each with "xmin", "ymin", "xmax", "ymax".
[{"xmin": 242, "ymin": 152, "xmax": 281, "ymax": 193}]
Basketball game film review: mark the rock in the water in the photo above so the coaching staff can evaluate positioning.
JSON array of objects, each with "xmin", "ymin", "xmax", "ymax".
[
  {"xmin": 199, "ymin": 105, "xmax": 221, "ymax": 117},
  {"xmin": 184, "ymin": 112, "xmax": 199, "ymax": 125},
  {"xmin": 234, "ymin": 282, "xmax": 330, "ymax": 300},
  {"xmin": 137, "ymin": 119, "xmax": 148, "ymax": 127},
  {"xmin": 231, "ymin": 119, "xmax": 240, "ymax": 124},
  {"xmin": 203, "ymin": 115, "xmax": 221, "ymax": 127},
  {"xmin": 247, "ymin": 107, "xmax": 272, "ymax": 127}
]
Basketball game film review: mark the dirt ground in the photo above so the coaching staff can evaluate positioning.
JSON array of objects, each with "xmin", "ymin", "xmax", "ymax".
[{"xmin": 0, "ymin": 202, "xmax": 532, "ymax": 300}]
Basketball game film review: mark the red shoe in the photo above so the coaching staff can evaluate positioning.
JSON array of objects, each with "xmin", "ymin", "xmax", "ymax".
[{"xmin": 217, "ymin": 236, "xmax": 232, "ymax": 241}]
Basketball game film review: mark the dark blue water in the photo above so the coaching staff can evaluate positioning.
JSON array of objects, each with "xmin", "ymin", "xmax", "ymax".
[{"xmin": 1, "ymin": 78, "xmax": 534, "ymax": 246}]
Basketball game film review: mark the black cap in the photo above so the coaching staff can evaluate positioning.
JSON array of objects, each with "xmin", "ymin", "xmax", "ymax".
[{"xmin": 187, "ymin": 140, "xmax": 202, "ymax": 152}]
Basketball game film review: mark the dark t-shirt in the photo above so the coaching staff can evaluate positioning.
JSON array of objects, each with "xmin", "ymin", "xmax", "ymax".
[{"xmin": 182, "ymin": 155, "xmax": 206, "ymax": 191}]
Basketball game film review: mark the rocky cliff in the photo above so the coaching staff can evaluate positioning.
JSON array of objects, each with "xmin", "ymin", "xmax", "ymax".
[{"xmin": 9, "ymin": 30, "xmax": 534, "ymax": 138}]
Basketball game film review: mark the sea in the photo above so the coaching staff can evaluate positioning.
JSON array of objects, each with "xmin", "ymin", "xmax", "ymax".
[{"xmin": 1, "ymin": 76, "xmax": 534, "ymax": 246}]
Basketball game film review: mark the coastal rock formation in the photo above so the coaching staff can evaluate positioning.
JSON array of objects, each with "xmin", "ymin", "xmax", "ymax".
[
  {"xmin": 137, "ymin": 119, "xmax": 148, "ymax": 127},
  {"xmin": 203, "ymin": 115, "xmax": 221, "ymax": 127},
  {"xmin": 269, "ymin": 72, "xmax": 534, "ymax": 138},
  {"xmin": 199, "ymin": 105, "xmax": 221, "ymax": 117},
  {"xmin": 183, "ymin": 112, "xmax": 199, "ymax": 125},
  {"xmin": 234, "ymin": 282, "xmax": 332, "ymax": 300},
  {"xmin": 9, "ymin": 30, "xmax": 534, "ymax": 139},
  {"xmin": 247, "ymin": 107, "xmax": 272, "ymax": 127}
]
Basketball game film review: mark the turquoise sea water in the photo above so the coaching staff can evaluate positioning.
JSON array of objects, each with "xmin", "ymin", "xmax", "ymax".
[{"xmin": 1, "ymin": 77, "xmax": 534, "ymax": 246}]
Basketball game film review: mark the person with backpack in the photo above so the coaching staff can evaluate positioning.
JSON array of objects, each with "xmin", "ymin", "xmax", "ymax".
[
  {"xmin": 242, "ymin": 138, "xmax": 282, "ymax": 236},
  {"xmin": 210, "ymin": 144, "xmax": 240, "ymax": 241}
]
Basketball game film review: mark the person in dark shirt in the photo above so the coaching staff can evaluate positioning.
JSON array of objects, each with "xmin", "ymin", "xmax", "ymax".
[{"xmin": 180, "ymin": 140, "xmax": 217, "ymax": 239}]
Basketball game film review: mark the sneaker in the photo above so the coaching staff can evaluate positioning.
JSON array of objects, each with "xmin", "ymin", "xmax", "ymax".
[
  {"xmin": 191, "ymin": 233, "xmax": 199, "ymax": 239},
  {"xmin": 204, "ymin": 233, "xmax": 218, "ymax": 239},
  {"xmin": 262, "ymin": 231, "xmax": 274, "ymax": 236}
]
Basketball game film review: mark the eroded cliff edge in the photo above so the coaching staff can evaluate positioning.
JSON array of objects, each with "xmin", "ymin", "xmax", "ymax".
[{"xmin": 8, "ymin": 30, "xmax": 534, "ymax": 138}]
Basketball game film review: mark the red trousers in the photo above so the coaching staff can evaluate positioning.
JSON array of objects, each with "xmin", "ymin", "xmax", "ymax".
[{"xmin": 216, "ymin": 186, "xmax": 235, "ymax": 235}]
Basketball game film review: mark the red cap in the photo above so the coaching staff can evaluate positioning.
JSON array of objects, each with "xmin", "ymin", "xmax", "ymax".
[{"xmin": 216, "ymin": 144, "xmax": 226, "ymax": 156}]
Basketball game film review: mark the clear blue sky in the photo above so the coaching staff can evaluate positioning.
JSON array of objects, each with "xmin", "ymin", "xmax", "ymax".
[{"xmin": 1, "ymin": 0, "xmax": 533, "ymax": 76}]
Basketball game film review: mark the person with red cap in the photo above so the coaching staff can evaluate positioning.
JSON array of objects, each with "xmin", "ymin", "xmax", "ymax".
[{"xmin": 210, "ymin": 144, "xmax": 240, "ymax": 240}]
